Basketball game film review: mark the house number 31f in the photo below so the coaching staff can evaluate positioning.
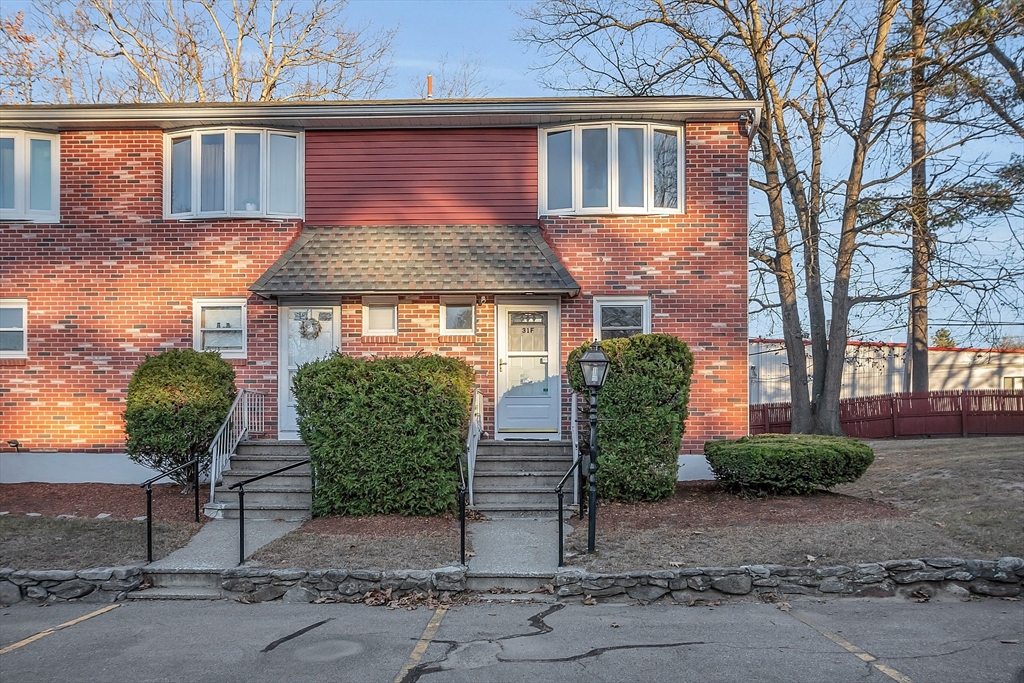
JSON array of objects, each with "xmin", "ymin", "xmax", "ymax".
[{"xmin": 521, "ymin": 327, "xmax": 535, "ymax": 334}]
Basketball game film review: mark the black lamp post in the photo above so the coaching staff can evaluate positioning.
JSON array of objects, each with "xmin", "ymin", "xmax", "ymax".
[{"xmin": 577, "ymin": 339, "xmax": 610, "ymax": 553}]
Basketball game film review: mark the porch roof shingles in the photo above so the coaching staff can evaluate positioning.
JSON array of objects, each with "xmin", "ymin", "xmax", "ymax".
[{"xmin": 250, "ymin": 225, "xmax": 580, "ymax": 296}]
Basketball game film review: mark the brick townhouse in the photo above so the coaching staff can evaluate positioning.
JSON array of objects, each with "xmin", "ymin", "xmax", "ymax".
[{"xmin": 0, "ymin": 97, "xmax": 756, "ymax": 482}]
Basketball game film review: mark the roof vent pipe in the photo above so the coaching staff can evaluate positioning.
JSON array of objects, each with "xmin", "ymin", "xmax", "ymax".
[{"xmin": 426, "ymin": 74, "xmax": 433, "ymax": 99}]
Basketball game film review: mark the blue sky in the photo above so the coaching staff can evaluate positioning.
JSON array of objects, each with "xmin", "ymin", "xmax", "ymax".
[{"xmin": 345, "ymin": 0, "xmax": 550, "ymax": 98}]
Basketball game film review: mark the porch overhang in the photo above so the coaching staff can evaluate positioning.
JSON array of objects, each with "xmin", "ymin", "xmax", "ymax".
[{"xmin": 250, "ymin": 224, "xmax": 581, "ymax": 298}]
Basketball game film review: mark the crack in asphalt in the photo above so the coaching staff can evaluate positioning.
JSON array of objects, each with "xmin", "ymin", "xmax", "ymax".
[
  {"xmin": 399, "ymin": 603, "xmax": 704, "ymax": 682},
  {"xmin": 499, "ymin": 639, "xmax": 706, "ymax": 664},
  {"xmin": 261, "ymin": 618, "xmax": 334, "ymax": 653}
]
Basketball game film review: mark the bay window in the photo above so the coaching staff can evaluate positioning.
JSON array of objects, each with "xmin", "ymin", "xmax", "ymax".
[
  {"xmin": 540, "ymin": 123, "xmax": 682, "ymax": 215},
  {"xmin": 0, "ymin": 130, "xmax": 60, "ymax": 222},
  {"xmin": 166, "ymin": 128, "xmax": 302, "ymax": 219}
]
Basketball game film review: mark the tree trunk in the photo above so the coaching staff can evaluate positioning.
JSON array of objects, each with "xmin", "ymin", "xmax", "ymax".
[{"xmin": 910, "ymin": 0, "xmax": 930, "ymax": 393}]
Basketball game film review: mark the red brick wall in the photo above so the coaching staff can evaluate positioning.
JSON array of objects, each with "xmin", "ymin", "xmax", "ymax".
[
  {"xmin": 544, "ymin": 121, "xmax": 750, "ymax": 452},
  {"xmin": 1, "ymin": 120, "xmax": 748, "ymax": 457},
  {"xmin": 0, "ymin": 129, "xmax": 300, "ymax": 452}
]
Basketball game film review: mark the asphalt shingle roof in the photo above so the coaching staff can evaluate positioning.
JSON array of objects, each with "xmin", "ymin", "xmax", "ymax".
[{"xmin": 250, "ymin": 225, "xmax": 580, "ymax": 296}]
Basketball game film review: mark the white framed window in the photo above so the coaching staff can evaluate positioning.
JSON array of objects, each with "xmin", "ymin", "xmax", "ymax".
[
  {"xmin": 593, "ymin": 296, "xmax": 651, "ymax": 340},
  {"xmin": 362, "ymin": 297, "xmax": 398, "ymax": 336},
  {"xmin": 0, "ymin": 130, "xmax": 60, "ymax": 222},
  {"xmin": 193, "ymin": 298, "xmax": 247, "ymax": 358},
  {"xmin": 165, "ymin": 128, "xmax": 303, "ymax": 219},
  {"xmin": 440, "ymin": 298, "xmax": 476, "ymax": 335},
  {"xmin": 0, "ymin": 298, "xmax": 28, "ymax": 358},
  {"xmin": 539, "ymin": 123, "xmax": 682, "ymax": 216}
]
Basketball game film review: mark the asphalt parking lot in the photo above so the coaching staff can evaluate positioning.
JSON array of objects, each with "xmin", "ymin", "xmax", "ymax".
[{"xmin": 1, "ymin": 596, "xmax": 1022, "ymax": 683}]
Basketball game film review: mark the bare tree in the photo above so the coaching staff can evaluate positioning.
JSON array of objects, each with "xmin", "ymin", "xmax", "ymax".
[
  {"xmin": 413, "ymin": 52, "xmax": 496, "ymax": 99},
  {"xmin": 11, "ymin": 0, "xmax": 395, "ymax": 103},
  {"xmin": 519, "ymin": 0, "xmax": 1023, "ymax": 434}
]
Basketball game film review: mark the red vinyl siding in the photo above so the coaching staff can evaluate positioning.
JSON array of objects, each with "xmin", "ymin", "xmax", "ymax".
[{"xmin": 305, "ymin": 128, "xmax": 538, "ymax": 224}]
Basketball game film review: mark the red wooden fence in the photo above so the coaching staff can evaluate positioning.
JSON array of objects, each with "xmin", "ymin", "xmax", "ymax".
[{"xmin": 750, "ymin": 390, "xmax": 1024, "ymax": 438}]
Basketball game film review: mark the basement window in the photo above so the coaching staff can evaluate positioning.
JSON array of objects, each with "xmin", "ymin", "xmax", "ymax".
[
  {"xmin": 440, "ymin": 298, "xmax": 475, "ymax": 335},
  {"xmin": 0, "ymin": 130, "xmax": 60, "ymax": 223},
  {"xmin": 166, "ymin": 128, "xmax": 302, "ymax": 219},
  {"xmin": 0, "ymin": 298, "xmax": 27, "ymax": 358}
]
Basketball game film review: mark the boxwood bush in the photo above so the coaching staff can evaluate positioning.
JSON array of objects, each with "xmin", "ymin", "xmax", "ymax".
[
  {"xmin": 294, "ymin": 353, "xmax": 474, "ymax": 516},
  {"xmin": 567, "ymin": 334, "xmax": 694, "ymax": 503},
  {"xmin": 124, "ymin": 348, "xmax": 237, "ymax": 489},
  {"xmin": 704, "ymin": 434, "xmax": 875, "ymax": 494}
]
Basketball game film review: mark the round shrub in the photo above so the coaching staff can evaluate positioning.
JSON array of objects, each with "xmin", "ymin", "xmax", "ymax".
[
  {"xmin": 703, "ymin": 434, "xmax": 875, "ymax": 494},
  {"xmin": 567, "ymin": 334, "xmax": 694, "ymax": 503},
  {"xmin": 294, "ymin": 352, "xmax": 475, "ymax": 516},
  {"xmin": 124, "ymin": 349, "xmax": 237, "ymax": 489}
]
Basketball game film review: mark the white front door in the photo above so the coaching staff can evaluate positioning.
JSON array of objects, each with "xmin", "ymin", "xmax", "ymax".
[
  {"xmin": 278, "ymin": 305, "xmax": 340, "ymax": 440},
  {"xmin": 495, "ymin": 300, "xmax": 561, "ymax": 440}
]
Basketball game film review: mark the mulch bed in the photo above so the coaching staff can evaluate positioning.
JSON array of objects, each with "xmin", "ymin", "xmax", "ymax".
[
  {"xmin": 298, "ymin": 514, "xmax": 462, "ymax": 536},
  {"xmin": 591, "ymin": 481, "xmax": 907, "ymax": 531},
  {"xmin": 0, "ymin": 483, "xmax": 202, "ymax": 522}
]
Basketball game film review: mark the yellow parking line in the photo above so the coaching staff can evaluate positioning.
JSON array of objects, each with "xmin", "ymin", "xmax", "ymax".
[
  {"xmin": 393, "ymin": 605, "xmax": 448, "ymax": 683},
  {"xmin": 788, "ymin": 609, "xmax": 914, "ymax": 683},
  {"xmin": 0, "ymin": 603, "xmax": 120, "ymax": 656}
]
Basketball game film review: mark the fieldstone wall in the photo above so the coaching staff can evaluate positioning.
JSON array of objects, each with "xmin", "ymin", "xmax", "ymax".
[
  {"xmin": 218, "ymin": 566, "xmax": 468, "ymax": 603},
  {"xmin": 3, "ymin": 558, "xmax": 1021, "ymax": 605},
  {"xmin": 554, "ymin": 557, "xmax": 1024, "ymax": 602},
  {"xmin": 0, "ymin": 566, "xmax": 143, "ymax": 604}
]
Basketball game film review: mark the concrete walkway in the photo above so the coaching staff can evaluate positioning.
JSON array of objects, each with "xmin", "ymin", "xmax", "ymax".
[
  {"xmin": 147, "ymin": 519, "xmax": 301, "ymax": 571},
  {"xmin": 467, "ymin": 516, "xmax": 574, "ymax": 589}
]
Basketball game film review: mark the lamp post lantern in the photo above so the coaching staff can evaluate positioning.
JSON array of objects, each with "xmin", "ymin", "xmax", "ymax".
[{"xmin": 577, "ymin": 339, "xmax": 610, "ymax": 553}]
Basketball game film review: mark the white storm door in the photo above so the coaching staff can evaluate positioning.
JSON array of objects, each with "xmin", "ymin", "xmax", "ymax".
[
  {"xmin": 278, "ymin": 306, "xmax": 340, "ymax": 440},
  {"xmin": 496, "ymin": 301, "xmax": 561, "ymax": 439}
]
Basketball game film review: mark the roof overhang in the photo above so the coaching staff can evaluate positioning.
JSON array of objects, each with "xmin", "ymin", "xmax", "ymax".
[{"xmin": 2, "ymin": 96, "xmax": 763, "ymax": 132}]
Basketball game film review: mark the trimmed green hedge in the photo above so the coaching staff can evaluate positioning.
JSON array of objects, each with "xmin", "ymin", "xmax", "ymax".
[
  {"xmin": 704, "ymin": 434, "xmax": 875, "ymax": 494},
  {"xmin": 294, "ymin": 353, "xmax": 474, "ymax": 516},
  {"xmin": 123, "ymin": 349, "xmax": 236, "ymax": 489},
  {"xmin": 567, "ymin": 334, "xmax": 694, "ymax": 503}
]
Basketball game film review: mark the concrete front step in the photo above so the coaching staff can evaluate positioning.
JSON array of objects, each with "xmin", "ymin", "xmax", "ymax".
[
  {"xmin": 227, "ymin": 454, "xmax": 311, "ymax": 473},
  {"xmin": 211, "ymin": 486, "xmax": 312, "ymax": 508},
  {"xmin": 475, "ymin": 440, "xmax": 573, "ymax": 457},
  {"xmin": 132, "ymin": 568, "xmax": 224, "ymax": 600},
  {"xmin": 474, "ymin": 472, "xmax": 566, "ymax": 489},
  {"xmin": 470, "ymin": 502, "xmax": 572, "ymax": 515},
  {"xmin": 466, "ymin": 572, "xmax": 557, "ymax": 592},
  {"xmin": 235, "ymin": 440, "xmax": 308, "ymax": 457},
  {"xmin": 204, "ymin": 502, "xmax": 311, "ymax": 521},
  {"xmin": 473, "ymin": 455, "xmax": 573, "ymax": 474},
  {"xmin": 473, "ymin": 487, "xmax": 564, "ymax": 506},
  {"xmin": 221, "ymin": 469, "xmax": 311, "ymax": 489}
]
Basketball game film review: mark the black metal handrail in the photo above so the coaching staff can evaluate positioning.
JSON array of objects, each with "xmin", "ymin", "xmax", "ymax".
[
  {"xmin": 139, "ymin": 458, "xmax": 200, "ymax": 563},
  {"xmin": 228, "ymin": 459, "xmax": 310, "ymax": 565},
  {"xmin": 455, "ymin": 452, "xmax": 467, "ymax": 566},
  {"xmin": 555, "ymin": 455, "xmax": 586, "ymax": 567}
]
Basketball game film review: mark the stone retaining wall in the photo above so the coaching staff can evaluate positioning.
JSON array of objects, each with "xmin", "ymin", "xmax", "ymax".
[
  {"xmin": 555, "ymin": 557, "xmax": 1024, "ymax": 602},
  {"xmin": 2, "ymin": 558, "xmax": 1022, "ymax": 605},
  {"xmin": 0, "ymin": 567, "xmax": 143, "ymax": 604}
]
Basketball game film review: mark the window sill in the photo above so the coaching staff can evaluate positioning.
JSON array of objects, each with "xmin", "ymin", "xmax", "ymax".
[
  {"xmin": 361, "ymin": 334, "xmax": 399, "ymax": 341},
  {"xmin": 439, "ymin": 334, "xmax": 476, "ymax": 342},
  {"xmin": 0, "ymin": 357, "xmax": 29, "ymax": 366}
]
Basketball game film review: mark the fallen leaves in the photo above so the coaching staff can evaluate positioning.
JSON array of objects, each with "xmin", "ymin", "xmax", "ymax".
[
  {"xmin": 583, "ymin": 595, "xmax": 597, "ymax": 606},
  {"xmin": 777, "ymin": 602, "xmax": 792, "ymax": 612}
]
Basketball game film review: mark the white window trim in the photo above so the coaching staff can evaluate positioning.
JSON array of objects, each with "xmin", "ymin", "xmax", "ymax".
[
  {"xmin": 0, "ymin": 298, "xmax": 28, "ymax": 358},
  {"xmin": 440, "ymin": 297, "xmax": 476, "ymax": 336},
  {"xmin": 592, "ymin": 296, "xmax": 652, "ymax": 341},
  {"xmin": 539, "ymin": 123, "xmax": 683, "ymax": 217},
  {"xmin": 163, "ymin": 128, "xmax": 304, "ymax": 220},
  {"xmin": 362, "ymin": 296, "xmax": 399, "ymax": 336},
  {"xmin": 0, "ymin": 130, "xmax": 60, "ymax": 223},
  {"xmin": 192, "ymin": 297, "xmax": 247, "ymax": 359}
]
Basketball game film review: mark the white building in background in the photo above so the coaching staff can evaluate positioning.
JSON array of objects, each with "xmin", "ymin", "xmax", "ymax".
[{"xmin": 749, "ymin": 339, "xmax": 1024, "ymax": 404}]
